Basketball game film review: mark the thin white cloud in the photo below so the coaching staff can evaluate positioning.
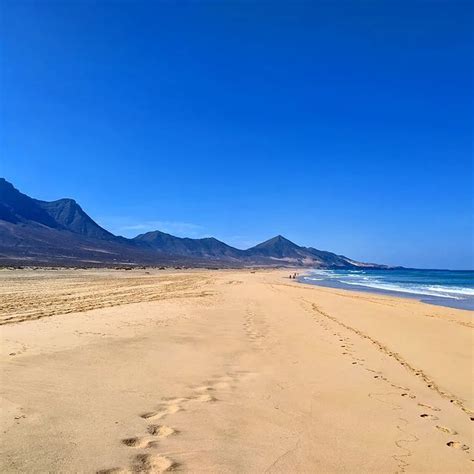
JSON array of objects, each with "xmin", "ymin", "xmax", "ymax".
[
  {"xmin": 121, "ymin": 220, "xmax": 204, "ymax": 236},
  {"xmin": 97, "ymin": 216, "xmax": 206, "ymax": 238}
]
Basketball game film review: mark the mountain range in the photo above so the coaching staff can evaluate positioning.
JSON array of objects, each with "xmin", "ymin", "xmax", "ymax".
[{"xmin": 0, "ymin": 178, "xmax": 386, "ymax": 268}]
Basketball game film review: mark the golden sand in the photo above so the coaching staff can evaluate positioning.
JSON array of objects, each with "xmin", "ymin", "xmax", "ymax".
[{"xmin": 0, "ymin": 268, "xmax": 472, "ymax": 472}]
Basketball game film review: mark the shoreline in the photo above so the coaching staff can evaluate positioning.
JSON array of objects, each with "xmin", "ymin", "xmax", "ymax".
[{"xmin": 297, "ymin": 271, "xmax": 474, "ymax": 311}]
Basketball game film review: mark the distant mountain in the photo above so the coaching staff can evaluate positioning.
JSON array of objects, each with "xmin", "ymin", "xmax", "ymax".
[
  {"xmin": 37, "ymin": 198, "xmax": 116, "ymax": 240},
  {"xmin": 0, "ymin": 178, "xmax": 167, "ymax": 266},
  {"xmin": 134, "ymin": 230, "xmax": 245, "ymax": 260},
  {"xmin": 0, "ymin": 178, "xmax": 387, "ymax": 268},
  {"xmin": 0, "ymin": 178, "xmax": 59, "ymax": 228},
  {"xmin": 245, "ymin": 235, "xmax": 376, "ymax": 268},
  {"xmin": 246, "ymin": 235, "xmax": 305, "ymax": 259},
  {"xmin": 0, "ymin": 178, "xmax": 114, "ymax": 239}
]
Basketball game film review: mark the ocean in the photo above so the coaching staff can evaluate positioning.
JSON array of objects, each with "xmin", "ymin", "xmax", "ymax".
[{"xmin": 300, "ymin": 268, "xmax": 474, "ymax": 310}]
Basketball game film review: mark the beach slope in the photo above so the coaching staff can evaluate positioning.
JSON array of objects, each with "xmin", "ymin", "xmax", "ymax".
[{"xmin": 0, "ymin": 269, "xmax": 472, "ymax": 473}]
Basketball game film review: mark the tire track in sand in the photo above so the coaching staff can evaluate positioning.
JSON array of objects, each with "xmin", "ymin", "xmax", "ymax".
[
  {"xmin": 306, "ymin": 300, "xmax": 473, "ymax": 421},
  {"xmin": 300, "ymin": 298, "xmax": 472, "ymax": 464}
]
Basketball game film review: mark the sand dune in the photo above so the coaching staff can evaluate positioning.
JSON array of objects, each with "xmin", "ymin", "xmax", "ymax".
[{"xmin": 0, "ymin": 268, "xmax": 472, "ymax": 473}]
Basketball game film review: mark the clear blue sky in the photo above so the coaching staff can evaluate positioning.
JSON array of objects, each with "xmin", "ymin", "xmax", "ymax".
[{"xmin": 1, "ymin": 1, "xmax": 472, "ymax": 269}]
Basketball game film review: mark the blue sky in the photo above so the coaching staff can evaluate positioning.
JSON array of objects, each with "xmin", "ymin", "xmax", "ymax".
[{"xmin": 1, "ymin": 1, "xmax": 472, "ymax": 269}]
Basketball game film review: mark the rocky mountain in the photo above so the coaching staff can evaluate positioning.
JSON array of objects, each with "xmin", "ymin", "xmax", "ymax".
[
  {"xmin": 134, "ymin": 230, "xmax": 245, "ymax": 260},
  {"xmin": 0, "ymin": 178, "xmax": 386, "ymax": 268},
  {"xmin": 0, "ymin": 178, "xmax": 59, "ymax": 228},
  {"xmin": 246, "ymin": 235, "xmax": 303, "ymax": 259},
  {"xmin": 38, "ymin": 198, "xmax": 116, "ymax": 240},
  {"xmin": 0, "ymin": 178, "xmax": 115, "ymax": 239},
  {"xmin": 0, "ymin": 178, "xmax": 169, "ymax": 266},
  {"xmin": 244, "ymin": 235, "xmax": 375, "ymax": 268}
]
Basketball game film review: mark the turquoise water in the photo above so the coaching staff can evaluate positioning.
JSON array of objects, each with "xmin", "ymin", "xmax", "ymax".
[{"xmin": 301, "ymin": 269, "xmax": 474, "ymax": 310}]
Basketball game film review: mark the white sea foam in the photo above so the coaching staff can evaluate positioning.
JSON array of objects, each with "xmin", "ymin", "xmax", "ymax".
[
  {"xmin": 303, "ymin": 270, "xmax": 474, "ymax": 301},
  {"xmin": 425, "ymin": 285, "xmax": 474, "ymax": 296},
  {"xmin": 341, "ymin": 280, "xmax": 462, "ymax": 299}
]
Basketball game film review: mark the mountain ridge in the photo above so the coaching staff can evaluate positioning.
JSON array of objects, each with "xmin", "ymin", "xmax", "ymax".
[
  {"xmin": 0, "ymin": 178, "xmax": 388, "ymax": 268},
  {"xmin": 133, "ymin": 230, "xmax": 246, "ymax": 260}
]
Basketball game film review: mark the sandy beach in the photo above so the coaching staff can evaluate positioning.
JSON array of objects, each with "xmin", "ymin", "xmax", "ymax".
[{"xmin": 0, "ymin": 268, "xmax": 472, "ymax": 473}]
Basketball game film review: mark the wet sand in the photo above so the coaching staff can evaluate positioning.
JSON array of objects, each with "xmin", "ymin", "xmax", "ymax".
[{"xmin": 0, "ymin": 268, "xmax": 472, "ymax": 473}]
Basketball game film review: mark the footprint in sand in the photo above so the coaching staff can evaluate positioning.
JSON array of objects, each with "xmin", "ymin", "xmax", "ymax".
[
  {"xmin": 194, "ymin": 371, "xmax": 254, "ymax": 399},
  {"xmin": 191, "ymin": 393, "xmax": 218, "ymax": 403},
  {"xmin": 161, "ymin": 397, "xmax": 189, "ymax": 404},
  {"xmin": 107, "ymin": 425, "xmax": 178, "ymax": 472},
  {"xmin": 121, "ymin": 436, "xmax": 151, "ymax": 448},
  {"xmin": 418, "ymin": 403, "xmax": 441, "ymax": 412},
  {"xmin": 420, "ymin": 413, "xmax": 439, "ymax": 421},
  {"xmin": 100, "ymin": 370, "xmax": 254, "ymax": 473},
  {"xmin": 436, "ymin": 425, "xmax": 458, "ymax": 435},
  {"xmin": 143, "ymin": 373, "xmax": 242, "ymax": 422},
  {"xmin": 446, "ymin": 441, "xmax": 469, "ymax": 451},
  {"xmin": 140, "ymin": 404, "xmax": 182, "ymax": 420},
  {"xmin": 131, "ymin": 453, "xmax": 178, "ymax": 472},
  {"xmin": 121, "ymin": 424, "xmax": 176, "ymax": 449},
  {"xmin": 192, "ymin": 383, "xmax": 216, "ymax": 392},
  {"xmin": 147, "ymin": 424, "xmax": 177, "ymax": 438}
]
